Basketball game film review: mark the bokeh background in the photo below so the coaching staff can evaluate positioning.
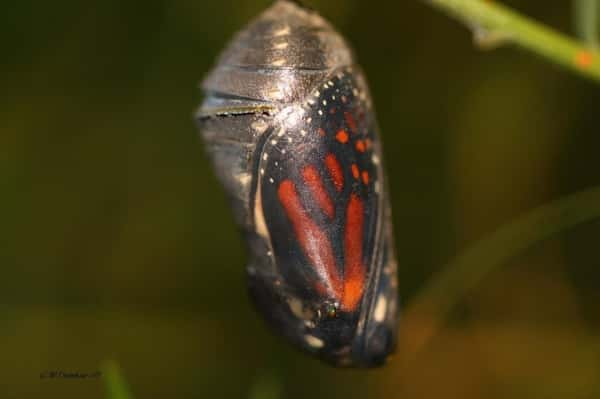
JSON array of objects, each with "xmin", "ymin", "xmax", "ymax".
[{"xmin": 3, "ymin": 0, "xmax": 600, "ymax": 397}]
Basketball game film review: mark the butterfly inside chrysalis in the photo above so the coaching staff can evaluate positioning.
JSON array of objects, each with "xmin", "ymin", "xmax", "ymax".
[{"xmin": 197, "ymin": 0, "xmax": 399, "ymax": 367}]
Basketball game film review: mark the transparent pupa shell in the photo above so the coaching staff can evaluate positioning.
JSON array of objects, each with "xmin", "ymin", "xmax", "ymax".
[{"xmin": 197, "ymin": 0, "xmax": 399, "ymax": 367}]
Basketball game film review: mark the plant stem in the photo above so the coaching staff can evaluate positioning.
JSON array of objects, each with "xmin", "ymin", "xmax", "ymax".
[
  {"xmin": 423, "ymin": 0, "xmax": 600, "ymax": 83},
  {"xmin": 400, "ymin": 185, "xmax": 600, "ymax": 357},
  {"xmin": 574, "ymin": 0, "xmax": 600, "ymax": 49}
]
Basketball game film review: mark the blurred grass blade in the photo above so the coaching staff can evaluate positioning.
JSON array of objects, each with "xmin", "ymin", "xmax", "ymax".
[
  {"xmin": 248, "ymin": 371, "xmax": 283, "ymax": 399},
  {"xmin": 402, "ymin": 185, "xmax": 600, "ymax": 355},
  {"xmin": 574, "ymin": 0, "xmax": 600, "ymax": 49},
  {"xmin": 102, "ymin": 360, "xmax": 134, "ymax": 399}
]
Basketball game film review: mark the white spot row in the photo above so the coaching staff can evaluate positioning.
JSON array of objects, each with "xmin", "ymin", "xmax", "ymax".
[
  {"xmin": 273, "ymin": 42, "xmax": 288, "ymax": 50},
  {"xmin": 304, "ymin": 334, "xmax": 324, "ymax": 349}
]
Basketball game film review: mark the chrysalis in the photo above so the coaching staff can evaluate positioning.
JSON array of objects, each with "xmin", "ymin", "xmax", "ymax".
[{"xmin": 197, "ymin": 0, "xmax": 399, "ymax": 367}]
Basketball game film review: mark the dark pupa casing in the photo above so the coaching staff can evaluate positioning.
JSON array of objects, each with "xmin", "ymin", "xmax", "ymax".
[{"xmin": 197, "ymin": 0, "xmax": 400, "ymax": 367}]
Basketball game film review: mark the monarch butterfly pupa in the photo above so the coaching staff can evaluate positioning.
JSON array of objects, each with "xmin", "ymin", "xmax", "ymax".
[{"xmin": 196, "ymin": 0, "xmax": 399, "ymax": 367}]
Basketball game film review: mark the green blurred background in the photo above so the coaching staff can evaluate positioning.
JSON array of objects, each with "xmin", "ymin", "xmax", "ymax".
[{"xmin": 2, "ymin": 0, "xmax": 600, "ymax": 397}]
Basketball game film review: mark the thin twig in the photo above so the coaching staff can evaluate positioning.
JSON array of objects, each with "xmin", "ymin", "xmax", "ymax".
[{"xmin": 423, "ymin": 0, "xmax": 600, "ymax": 82}]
